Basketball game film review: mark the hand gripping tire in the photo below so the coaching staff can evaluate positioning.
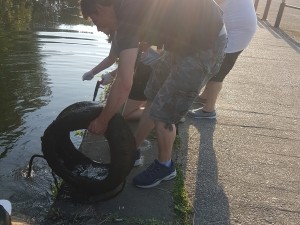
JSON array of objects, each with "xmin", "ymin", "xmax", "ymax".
[{"xmin": 41, "ymin": 101, "xmax": 136, "ymax": 200}]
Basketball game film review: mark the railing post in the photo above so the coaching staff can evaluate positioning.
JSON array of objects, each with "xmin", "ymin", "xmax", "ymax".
[
  {"xmin": 262, "ymin": 0, "xmax": 272, "ymax": 20},
  {"xmin": 254, "ymin": 0, "xmax": 260, "ymax": 11},
  {"xmin": 275, "ymin": 1, "xmax": 286, "ymax": 28}
]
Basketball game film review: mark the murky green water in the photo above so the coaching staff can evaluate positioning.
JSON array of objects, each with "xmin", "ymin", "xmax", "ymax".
[{"xmin": 0, "ymin": 1, "xmax": 112, "ymax": 222}]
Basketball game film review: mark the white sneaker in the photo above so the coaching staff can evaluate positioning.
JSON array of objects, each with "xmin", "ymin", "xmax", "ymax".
[{"xmin": 188, "ymin": 108, "xmax": 216, "ymax": 119}]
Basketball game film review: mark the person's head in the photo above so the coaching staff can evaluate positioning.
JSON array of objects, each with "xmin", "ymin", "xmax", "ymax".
[{"xmin": 80, "ymin": 0, "xmax": 117, "ymax": 35}]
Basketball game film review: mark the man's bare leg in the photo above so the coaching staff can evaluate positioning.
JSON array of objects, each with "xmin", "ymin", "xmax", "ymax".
[
  {"xmin": 134, "ymin": 101, "xmax": 155, "ymax": 148},
  {"xmin": 155, "ymin": 120, "xmax": 176, "ymax": 162},
  {"xmin": 133, "ymin": 109, "xmax": 177, "ymax": 188}
]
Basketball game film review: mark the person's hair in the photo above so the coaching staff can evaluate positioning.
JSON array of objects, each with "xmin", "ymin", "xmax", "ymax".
[{"xmin": 80, "ymin": 0, "xmax": 113, "ymax": 19}]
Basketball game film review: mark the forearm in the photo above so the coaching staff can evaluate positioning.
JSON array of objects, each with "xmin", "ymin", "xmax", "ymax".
[
  {"xmin": 91, "ymin": 55, "xmax": 116, "ymax": 75},
  {"xmin": 99, "ymin": 49, "xmax": 137, "ymax": 122},
  {"xmin": 100, "ymin": 74, "xmax": 133, "ymax": 122}
]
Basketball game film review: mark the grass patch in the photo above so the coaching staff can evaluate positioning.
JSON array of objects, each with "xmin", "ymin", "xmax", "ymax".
[
  {"xmin": 173, "ymin": 134, "xmax": 181, "ymax": 150},
  {"xmin": 74, "ymin": 129, "xmax": 84, "ymax": 137},
  {"xmin": 50, "ymin": 178, "xmax": 63, "ymax": 199},
  {"xmin": 99, "ymin": 83, "xmax": 111, "ymax": 103},
  {"xmin": 172, "ymin": 132, "xmax": 192, "ymax": 223},
  {"xmin": 172, "ymin": 164, "xmax": 192, "ymax": 225}
]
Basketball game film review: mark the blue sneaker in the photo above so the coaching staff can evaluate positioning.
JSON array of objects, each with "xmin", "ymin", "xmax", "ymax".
[
  {"xmin": 133, "ymin": 160, "xmax": 177, "ymax": 188},
  {"xmin": 134, "ymin": 149, "xmax": 143, "ymax": 167},
  {"xmin": 188, "ymin": 108, "xmax": 216, "ymax": 119}
]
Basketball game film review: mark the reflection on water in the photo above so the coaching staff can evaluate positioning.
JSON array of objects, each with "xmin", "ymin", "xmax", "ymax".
[
  {"xmin": 0, "ymin": 30, "xmax": 50, "ymax": 156},
  {"xmin": 0, "ymin": 0, "xmax": 113, "ymax": 222}
]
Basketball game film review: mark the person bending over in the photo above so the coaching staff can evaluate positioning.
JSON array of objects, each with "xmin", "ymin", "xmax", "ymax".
[{"xmin": 80, "ymin": 0, "xmax": 227, "ymax": 188}]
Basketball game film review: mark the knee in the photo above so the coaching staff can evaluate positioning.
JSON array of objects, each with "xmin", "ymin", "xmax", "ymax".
[{"xmin": 154, "ymin": 120, "xmax": 175, "ymax": 132}]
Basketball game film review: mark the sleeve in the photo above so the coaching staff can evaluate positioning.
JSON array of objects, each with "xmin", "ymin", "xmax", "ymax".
[{"xmin": 116, "ymin": 25, "xmax": 140, "ymax": 52}]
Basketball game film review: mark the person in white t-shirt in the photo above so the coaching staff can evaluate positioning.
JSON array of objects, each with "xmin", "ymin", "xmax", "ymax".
[{"xmin": 188, "ymin": 0, "xmax": 257, "ymax": 119}]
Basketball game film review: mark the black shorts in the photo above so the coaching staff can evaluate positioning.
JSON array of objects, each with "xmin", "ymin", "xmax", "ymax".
[
  {"xmin": 128, "ymin": 62, "xmax": 152, "ymax": 101},
  {"xmin": 210, "ymin": 50, "xmax": 243, "ymax": 82}
]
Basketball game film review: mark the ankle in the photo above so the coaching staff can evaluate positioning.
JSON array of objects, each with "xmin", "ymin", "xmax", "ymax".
[
  {"xmin": 158, "ymin": 159, "xmax": 172, "ymax": 167},
  {"xmin": 202, "ymin": 107, "xmax": 215, "ymax": 113}
]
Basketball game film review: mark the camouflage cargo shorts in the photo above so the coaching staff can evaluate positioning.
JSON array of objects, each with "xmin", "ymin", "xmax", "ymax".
[{"xmin": 144, "ymin": 34, "xmax": 227, "ymax": 124}]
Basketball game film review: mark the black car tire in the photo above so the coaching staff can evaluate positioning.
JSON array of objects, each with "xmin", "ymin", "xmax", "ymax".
[{"xmin": 41, "ymin": 101, "xmax": 136, "ymax": 196}]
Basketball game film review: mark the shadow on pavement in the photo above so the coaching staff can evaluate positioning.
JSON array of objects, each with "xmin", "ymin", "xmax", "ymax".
[{"xmin": 176, "ymin": 117, "xmax": 230, "ymax": 224}]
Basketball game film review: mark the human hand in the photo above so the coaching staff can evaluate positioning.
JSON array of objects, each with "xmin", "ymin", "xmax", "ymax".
[
  {"xmin": 88, "ymin": 116, "xmax": 108, "ymax": 136},
  {"xmin": 100, "ymin": 72, "xmax": 115, "ymax": 85},
  {"xmin": 82, "ymin": 70, "xmax": 94, "ymax": 81}
]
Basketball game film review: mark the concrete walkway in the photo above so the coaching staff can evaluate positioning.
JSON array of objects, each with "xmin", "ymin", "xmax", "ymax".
[{"xmin": 45, "ymin": 19, "xmax": 300, "ymax": 225}]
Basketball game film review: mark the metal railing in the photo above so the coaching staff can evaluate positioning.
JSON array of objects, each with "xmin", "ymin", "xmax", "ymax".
[
  {"xmin": 254, "ymin": 0, "xmax": 272, "ymax": 19},
  {"xmin": 274, "ymin": 1, "xmax": 300, "ymax": 27},
  {"xmin": 254, "ymin": 0, "xmax": 300, "ymax": 28}
]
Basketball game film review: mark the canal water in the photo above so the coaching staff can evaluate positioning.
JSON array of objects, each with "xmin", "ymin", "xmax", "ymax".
[{"xmin": 0, "ymin": 0, "xmax": 113, "ymax": 223}]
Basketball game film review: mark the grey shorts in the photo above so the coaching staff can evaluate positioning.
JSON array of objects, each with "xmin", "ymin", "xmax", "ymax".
[{"xmin": 144, "ymin": 34, "xmax": 227, "ymax": 124}]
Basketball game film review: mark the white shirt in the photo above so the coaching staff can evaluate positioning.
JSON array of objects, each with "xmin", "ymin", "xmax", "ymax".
[{"xmin": 220, "ymin": 0, "xmax": 257, "ymax": 53}]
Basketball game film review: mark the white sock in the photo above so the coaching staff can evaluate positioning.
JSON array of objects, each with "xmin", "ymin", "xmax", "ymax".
[{"xmin": 158, "ymin": 159, "xmax": 172, "ymax": 167}]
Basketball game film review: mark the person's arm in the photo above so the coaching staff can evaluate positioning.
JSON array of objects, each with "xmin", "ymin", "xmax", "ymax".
[
  {"xmin": 92, "ymin": 47, "xmax": 117, "ymax": 74},
  {"xmin": 88, "ymin": 48, "xmax": 138, "ymax": 135},
  {"xmin": 82, "ymin": 46, "xmax": 117, "ymax": 80}
]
